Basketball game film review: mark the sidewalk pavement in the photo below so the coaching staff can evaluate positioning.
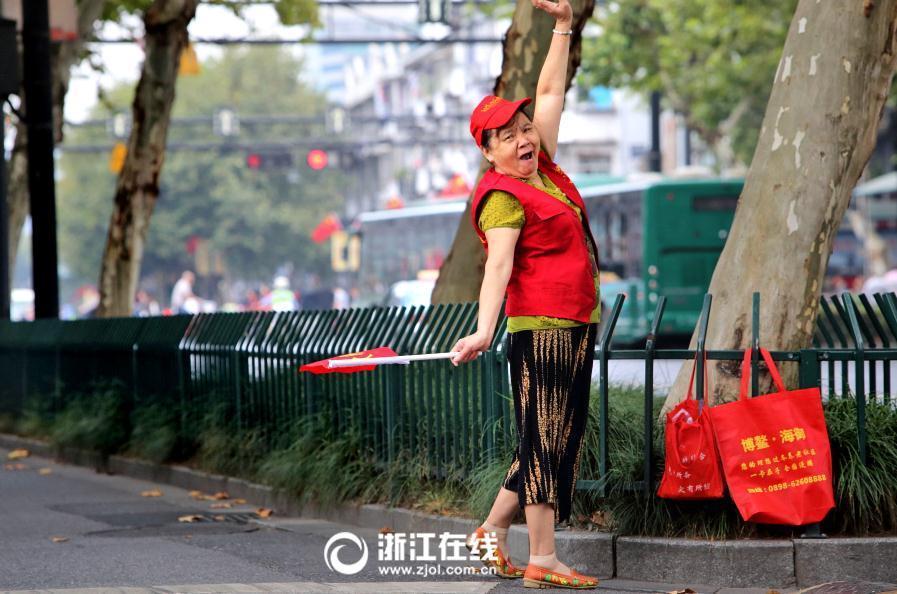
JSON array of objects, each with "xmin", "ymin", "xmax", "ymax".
[{"xmin": 2, "ymin": 438, "xmax": 896, "ymax": 594}]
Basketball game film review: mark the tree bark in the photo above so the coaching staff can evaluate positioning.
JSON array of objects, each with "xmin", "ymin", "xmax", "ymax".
[
  {"xmin": 6, "ymin": 0, "xmax": 106, "ymax": 279},
  {"xmin": 662, "ymin": 0, "xmax": 897, "ymax": 413},
  {"xmin": 430, "ymin": 0, "xmax": 595, "ymax": 304},
  {"xmin": 95, "ymin": 0, "xmax": 198, "ymax": 317}
]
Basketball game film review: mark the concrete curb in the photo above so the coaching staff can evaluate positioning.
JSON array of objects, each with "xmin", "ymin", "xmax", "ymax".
[
  {"xmin": 616, "ymin": 537, "xmax": 795, "ymax": 588},
  {"xmin": 3, "ymin": 432, "xmax": 896, "ymax": 589}
]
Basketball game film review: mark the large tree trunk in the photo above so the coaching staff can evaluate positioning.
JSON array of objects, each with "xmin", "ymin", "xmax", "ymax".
[
  {"xmin": 430, "ymin": 0, "xmax": 595, "ymax": 304},
  {"xmin": 5, "ymin": 0, "xmax": 106, "ymax": 280},
  {"xmin": 95, "ymin": 0, "xmax": 198, "ymax": 317},
  {"xmin": 662, "ymin": 0, "xmax": 897, "ymax": 413}
]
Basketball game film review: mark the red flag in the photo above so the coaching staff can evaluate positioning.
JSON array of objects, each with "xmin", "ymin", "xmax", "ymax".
[
  {"xmin": 299, "ymin": 347, "xmax": 399, "ymax": 375},
  {"xmin": 311, "ymin": 214, "xmax": 342, "ymax": 243}
]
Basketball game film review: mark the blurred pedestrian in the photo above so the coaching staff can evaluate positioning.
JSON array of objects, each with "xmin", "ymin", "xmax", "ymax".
[
  {"xmin": 258, "ymin": 284, "xmax": 273, "ymax": 310},
  {"xmin": 333, "ymin": 286, "xmax": 350, "ymax": 309},
  {"xmin": 134, "ymin": 290, "xmax": 161, "ymax": 317},
  {"xmin": 170, "ymin": 271, "xmax": 196, "ymax": 314},
  {"xmin": 244, "ymin": 289, "xmax": 261, "ymax": 311},
  {"xmin": 271, "ymin": 276, "xmax": 297, "ymax": 311}
]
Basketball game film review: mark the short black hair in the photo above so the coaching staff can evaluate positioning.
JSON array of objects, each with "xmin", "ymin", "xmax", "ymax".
[{"xmin": 480, "ymin": 128, "xmax": 495, "ymax": 150}]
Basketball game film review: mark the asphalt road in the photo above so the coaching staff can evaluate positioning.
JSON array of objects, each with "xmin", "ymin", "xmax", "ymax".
[{"xmin": 1, "ymin": 445, "xmax": 504, "ymax": 593}]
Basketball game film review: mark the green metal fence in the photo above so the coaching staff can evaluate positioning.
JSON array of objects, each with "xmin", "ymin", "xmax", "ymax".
[
  {"xmin": 0, "ymin": 292, "xmax": 895, "ymax": 495},
  {"xmin": 0, "ymin": 304, "xmax": 513, "ymax": 476}
]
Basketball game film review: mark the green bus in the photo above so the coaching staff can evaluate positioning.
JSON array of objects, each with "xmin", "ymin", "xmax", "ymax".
[{"xmin": 579, "ymin": 178, "xmax": 743, "ymax": 343}]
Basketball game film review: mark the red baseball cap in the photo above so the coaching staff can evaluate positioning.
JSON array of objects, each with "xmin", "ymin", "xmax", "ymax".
[{"xmin": 469, "ymin": 95, "xmax": 532, "ymax": 146}]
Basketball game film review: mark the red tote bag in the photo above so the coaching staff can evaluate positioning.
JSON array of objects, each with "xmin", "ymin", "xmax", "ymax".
[
  {"xmin": 708, "ymin": 348, "xmax": 835, "ymax": 525},
  {"xmin": 658, "ymin": 355, "xmax": 724, "ymax": 500}
]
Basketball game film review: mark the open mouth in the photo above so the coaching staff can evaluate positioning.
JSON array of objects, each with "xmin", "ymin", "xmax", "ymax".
[{"xmin": 519, "ymin": 151, "xmax": 534, "ymax": 161}]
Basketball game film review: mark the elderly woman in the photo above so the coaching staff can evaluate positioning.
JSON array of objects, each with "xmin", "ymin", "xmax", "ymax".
[{"xmin": 452, "ymin": 0, "xmax": 601, "ymax": 589}]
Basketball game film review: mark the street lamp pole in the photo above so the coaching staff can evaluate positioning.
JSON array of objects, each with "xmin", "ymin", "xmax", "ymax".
[
  {"xmin": 21, "ymin": 0, "xmax": 59, "ymax": 318},
  {"xmin": 648, "ymin": 91, "xmax": 662, "ymax": 173},
  {"xmin": 0, "ymin": 16, "xmax": 19, "ymax": 320}
]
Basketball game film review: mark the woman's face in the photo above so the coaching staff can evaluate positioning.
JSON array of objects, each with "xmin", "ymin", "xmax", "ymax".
[{"xmin": 481, "ymin": 111, "xmax": 540, "ymax": 179}]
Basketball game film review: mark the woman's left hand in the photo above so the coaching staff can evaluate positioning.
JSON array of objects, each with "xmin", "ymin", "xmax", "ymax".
[{"xmin": 531, "ymin": 0, "xmax": 572, "ymax": 26}]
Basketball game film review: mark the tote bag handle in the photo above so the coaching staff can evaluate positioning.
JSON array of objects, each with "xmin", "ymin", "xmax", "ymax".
[{"xmin": 738, "ymin": 347, "xmax": 786, "ymax": 401}]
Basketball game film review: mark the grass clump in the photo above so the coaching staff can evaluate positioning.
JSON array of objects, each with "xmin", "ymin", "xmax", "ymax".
[
  {"xmin": 256, "ymin": 413, "xmax": 472, "ymax": 513},
  {"xmin": 48, "ymin": 381, "xmax": 130, "ymax": 457},
  {"xmin": 825, "ymin": 396, "xmax": 897, "ymax": 534},
  {"xmin": 191, "ymin": 401, "xmax": 267, "ymax": 480},
  {"xmin": 125, "ymin": 402, "xmax": 182, "ymax": 464},
  {"xmin": 6, "ymin": 373, "xmax": 897, "ymax": 540}
]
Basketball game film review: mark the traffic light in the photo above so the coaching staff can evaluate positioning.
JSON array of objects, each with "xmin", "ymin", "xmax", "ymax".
[
  {"xmin": 245, "ymin": 151, "xmax": 293, "ymax": 171},
  {"xmin": 306, "ymin": 149, "xmax": 328, "ymax": 171}
]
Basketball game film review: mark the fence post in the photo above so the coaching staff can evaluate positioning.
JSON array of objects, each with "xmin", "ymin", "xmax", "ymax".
[
  {"xmin": 841, "ymin": 293, "xmax": 867, "ymax": 464},
  {"xmin": 798, "ymin": 349, "xmax": 820, "ymax": 390},
  {"xmin": 385, "ymin": 364, "xmax": 400, "ymax": 466},
  {"xmin": 751, "ymin": 292, "xmax": 760, "ymax": 397},
  {"xmin": 596, "ymin": 294, "xmax": 625, "ymax": 498},
  {"xmin": 643, "ymin": 296, "xmax": 667, "ymax": 496}
]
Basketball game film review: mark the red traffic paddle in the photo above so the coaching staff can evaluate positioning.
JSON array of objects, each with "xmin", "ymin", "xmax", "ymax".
[{"xmin": 299, "ymin": 347, "xmax": 468, "ymax": 375}]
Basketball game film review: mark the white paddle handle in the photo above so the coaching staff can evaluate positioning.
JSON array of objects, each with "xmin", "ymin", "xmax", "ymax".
[{"xmin": 327, "ymin": 351, "xmax": 479, "ymax": 368}]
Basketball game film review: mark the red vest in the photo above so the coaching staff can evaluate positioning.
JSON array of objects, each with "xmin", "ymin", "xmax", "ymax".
[{"xmin": 471, "ymin": 151, "xmax": 599, "ymax": 322}]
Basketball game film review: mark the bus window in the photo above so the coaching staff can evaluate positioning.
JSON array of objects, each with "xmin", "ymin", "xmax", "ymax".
[{"xmin": 692, "ymin": 195, "xmax": 739, "ymax": 211}]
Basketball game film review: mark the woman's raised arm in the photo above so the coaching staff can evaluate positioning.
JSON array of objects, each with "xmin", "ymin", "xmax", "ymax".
[{"xmin": 531, "ymin": 0, "xmax": 573, "ymax": 160}]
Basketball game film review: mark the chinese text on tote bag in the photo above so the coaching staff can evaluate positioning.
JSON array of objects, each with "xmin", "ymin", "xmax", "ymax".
[
  {"xmin": 658, "ymin": 354, "xmax": 724, "ymax": 499},
  {"xmin": 708, "ymin": 348, "xmax": 834, "ymax": 525}
]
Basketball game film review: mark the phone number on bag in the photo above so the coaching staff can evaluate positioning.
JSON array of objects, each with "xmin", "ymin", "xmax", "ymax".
[{"xmin": 746, "ymin": 473, "xmax": 828, "ymax": 494}]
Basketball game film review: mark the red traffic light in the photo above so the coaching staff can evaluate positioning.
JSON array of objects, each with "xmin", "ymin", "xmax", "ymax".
[
  {"xmin": 307, "ymin": 149, "xmax": 329, "ymax": 170},
  {"xmin": 246, "ymin": 153, "xmax": 262, "ymax": 170}
]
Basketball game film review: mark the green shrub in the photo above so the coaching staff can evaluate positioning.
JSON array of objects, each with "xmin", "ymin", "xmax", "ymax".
[
  {"xmin": 14, "ymin": 393, "xmax": 56, "ymax": 438},
  {"xmin": 256, "ymin": 413, "xmax": 377, "ymax": 509},
  {"xmin": 126, "ymin": 403, "xmax": 181, "ymax": 464},
  {"xmin": 192, "ymin": 401, "xmax": 266, "ymax": 480},
  {"xmin": 825, "ymin": 396, "xmax": 897, "ymax": 534},
  {"xmin": 7, "ymin": 373, "xmax": 897, "ymax": 539},
  {"xmin": 48, "ymin": 382, "xmax": 130, "ymax": 457}
]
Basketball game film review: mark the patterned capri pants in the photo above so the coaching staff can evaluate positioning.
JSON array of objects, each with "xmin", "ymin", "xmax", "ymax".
[{"xmin": 501, "ymin": 323, "xmax": 598, "ymax": 525}]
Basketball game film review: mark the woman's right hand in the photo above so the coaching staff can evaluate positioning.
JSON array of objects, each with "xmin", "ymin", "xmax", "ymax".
[
  {"xmin": 450, "ymin": 331, "xmax": 492, "ymax": 366},
  {"xmin": 532, "ymin": 0, "xmax": 572, "ymax": 26}
]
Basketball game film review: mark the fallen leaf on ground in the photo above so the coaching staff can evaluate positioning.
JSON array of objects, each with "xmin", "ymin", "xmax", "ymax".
[
  {"xmin": 379, "ymin": 526, "xmax": 394, "ymax": 534},
  {"xmin": 255, "ymin": 508, "xmax": 273, "ymax": 518},
  {"xmin": 232, "ymin": 498, "xmax": 247, "ymax": 504},
  {"xmin": 210, "ymin": 491, "xmax": 229, "ymax": 500},
  {"xmin": 7, "ymin": 448, "xmax": 29, "ymax": 460},
  {"xmin": 38, "ymin": 468, "xmax": 52, "ymax": 475},
  {"xmin": 178, "ymin": 515, "xmax": 203, "ymax": 523},
  {"xmin": 213, "ymin": 515, "xmax": 226, "ymax": 521},
  {"xmin": 188, "ymin": 490, "xmax": 205, "ymax": 500},
  {"xmin": 141, "ymin": 489, "xmax": 163, "ymax": 497},
  {"xmin": 668, "ymin": 590, "xmax": 696, "ymax": 594},
  {"xmin": 50, "ymin": 536, "xmax": 68, "ymax": 543},
  {"xmin": 210, "ymin": 502, "xmax": 232, "ymax": 509},
  {"xmin": 4, "ymin": 463, "xmax": 27, "ymax": 471}
]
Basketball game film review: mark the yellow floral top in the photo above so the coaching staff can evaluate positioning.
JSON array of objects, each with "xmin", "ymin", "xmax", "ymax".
[{"xmin": 478, "ymin": 171, "xmax": 601, "ymax": 333}]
